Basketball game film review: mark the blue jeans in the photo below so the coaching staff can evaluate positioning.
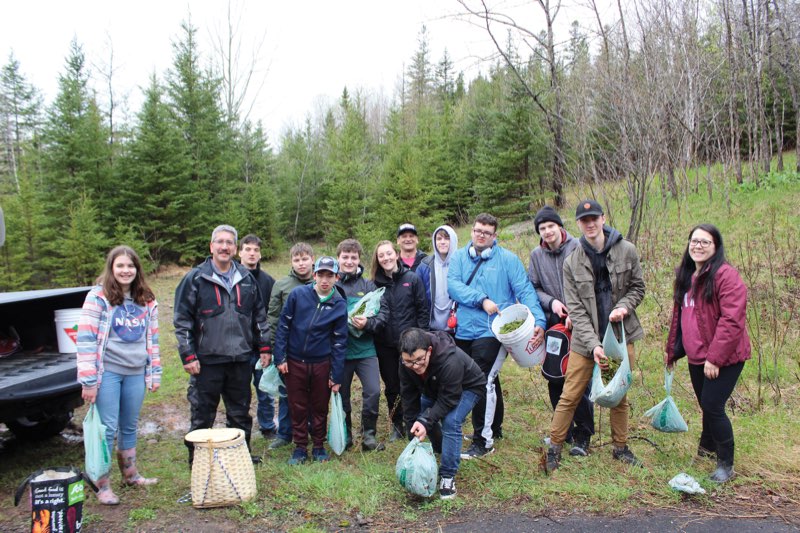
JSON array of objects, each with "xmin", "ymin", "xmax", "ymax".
[
  {"xmin": 419, "ymin": 390, "xmax": 480, "ymax": 479},
  {"xmin": 96, "ymin": 370, "xmax": 146, "ymax": 452},
  {"xmin": 251, "ymin": 355, "xmax": 276, "ymax": 432}
]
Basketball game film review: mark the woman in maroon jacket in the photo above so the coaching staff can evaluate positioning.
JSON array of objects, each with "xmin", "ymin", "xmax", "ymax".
[{"xmin": 665, "ymin": 224, "xmax": 750, "ymax": 483}]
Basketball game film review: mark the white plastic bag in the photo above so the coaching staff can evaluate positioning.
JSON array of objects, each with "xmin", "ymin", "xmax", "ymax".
[
  {"xmin": 589, "ymin": 324, "xmax": 632, "ymax": 408},
  {"xmin": 644, "ymin": 369, "xmax": 688, "ymax": 432},
  {"xmin": 395, "ymin": 437, "xmax": 438, "ymax": 497}
]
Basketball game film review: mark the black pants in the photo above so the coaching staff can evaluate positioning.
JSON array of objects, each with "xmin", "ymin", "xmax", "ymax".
[
  {"xmin": 185, "ymin": 360, "xmax": 252, "ymax": 464},
  {"xmin": 688, "ymin": 361, "xmax": 744, "ymax": 465},
  {"xmin": 456, "ymin": 337, "xmax": 503, "ymax": 447},
  {"xmin": 375, "ymin": 342, "xmax": 403, "ymax": 432},
  {"xmin": 547, "ymin": 378, "xmax": 594, "ymax": 443}
]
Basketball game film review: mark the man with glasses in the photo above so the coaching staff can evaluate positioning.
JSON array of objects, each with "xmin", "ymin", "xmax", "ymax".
[
  {"xmin": 545, "ymin": 200, "xmax": 645, "ymax": 473},
  {"xmin": 448, "ymin": 213, "xmax": 546, "ymax": 458},
  {"xmin": 399, "ymin": 328, "xmax": 486, "ymax": 499},
  {"xmin": 174, "ymin": 225, "xmax": 272, "ymax": 465}
]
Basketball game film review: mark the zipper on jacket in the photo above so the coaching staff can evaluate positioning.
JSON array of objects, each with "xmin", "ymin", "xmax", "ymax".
[{"xmin": 301, "ymin": 301, "xmax": 322, "ymax": 355}]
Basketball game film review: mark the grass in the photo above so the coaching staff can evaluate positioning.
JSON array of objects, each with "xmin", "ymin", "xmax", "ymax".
[{"xmin": 1, "ymin": 160, "xmax": 799, "ymax": 531}]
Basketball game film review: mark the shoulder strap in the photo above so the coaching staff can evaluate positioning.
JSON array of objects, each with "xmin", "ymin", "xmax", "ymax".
[{"xmin": 465, "ymin": 259, "xmax": 484, "ymax": 287}]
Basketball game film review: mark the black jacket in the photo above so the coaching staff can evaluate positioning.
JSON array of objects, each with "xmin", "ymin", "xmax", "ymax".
[
  {"xmin": 174, "ymin": 257, "xmax": 271, "ymax": 364},
  {"xmin": 373, "ymin": 261, "xmax": 429, "ymax": 347},
  {"xmin": 249, "ymin": 263, "xmax": 275, "ymax": 313},
  {"xmin": 400, "ymin": 331, "xmax": 486, "ymax": 433}
]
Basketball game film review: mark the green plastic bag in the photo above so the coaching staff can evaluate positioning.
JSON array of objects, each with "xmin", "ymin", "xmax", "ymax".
[
  {"xmin": 83, "ymin": 404, "xmax": 111, "ymax": 480},
  {"xmin": 255, "ymin": 360, "xmax": 287, "ymax": 398},
  {"xmin": 589, "ymin": 324, "xmax": 632, "ymax": 408},
  {"xmin": 644, "ymin": 369, "xmax": 688, "ymax": 432},
  {"xmin": 347, "ymin": 287, "xmax": 385, "ymax": 338},
  {"xmin": 395, "ymin": 437, "xmax": 438, "ymax": 498},
  {"xmin": 328, "ymin": 392, "xmax": 347, "ymax": 456}
]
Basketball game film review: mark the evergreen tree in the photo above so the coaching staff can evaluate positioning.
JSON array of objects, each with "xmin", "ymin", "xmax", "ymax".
[
  {"xmin": 57, "ymin": 194, "xmax": 109, "ymax": 286},
  {"xmin": 166, "ymin": 19, "xmax": 235, "ymax": 262},
  {"xmin": 116, "ymin": 75, "xmax": 191, "ymax": 264},
  {"xmin": 0, "ymin": 53, "xmax": 43, "ymax": 195}
]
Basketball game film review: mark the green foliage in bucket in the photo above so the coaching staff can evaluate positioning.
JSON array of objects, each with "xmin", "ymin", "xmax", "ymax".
[{"xmin": 499, "ymin": 319, "xmax": 526, "ymax": 335}]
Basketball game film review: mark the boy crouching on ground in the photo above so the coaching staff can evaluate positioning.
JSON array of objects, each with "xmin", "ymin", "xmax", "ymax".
[
  {"xmin": 273, "ymin": 256, "xmax": 348, "ymax": 464},
  {"xmin": 399, "ymin": 328, "xmax": 487, "ymax": 499}
]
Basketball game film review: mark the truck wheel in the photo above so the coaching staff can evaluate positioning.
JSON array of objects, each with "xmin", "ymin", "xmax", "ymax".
[{"xmin": 6, "ymin": 412, "xmax": 73, "ymax": 441}]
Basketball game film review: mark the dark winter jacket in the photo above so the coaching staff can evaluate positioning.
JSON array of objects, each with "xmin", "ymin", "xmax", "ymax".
[
  {"xmin": 335, "ymin": 267, "xmax": 388, "ymax": 360},
  {"xmin": 272, "ymin": 284, "xmax": 348, "ymax": 384},
  {"xmin": 527, "ymin": 228, "xmax": 578, "ymax": 328},
  {"xmin": 665, "ymin": 263, "xmax": 751, "ymax": 367},
  {"xmin": 373, "ymin": 262, "xmax": 429, "ymax": 347},
  {"xmin": 399, "ymin": 331, "xmax": 486, "ymax": 434},
  {"xmin": 249, "ymin": 264, "xmax": 275, "ymax": 312},
  {"xmin": 268, "ymin": 269, "xmax": 314, "ymax": 344},
  {"xmin": 174, "ymin": 257, "xmax": 271, "ymax": 365}
]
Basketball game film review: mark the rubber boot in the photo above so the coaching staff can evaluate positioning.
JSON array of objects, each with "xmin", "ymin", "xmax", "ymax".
[
  {"xmin": 709, "ymin": 460, "xmax": 735, "ymax": 483},
  {"xmin": 94, "ymin": 473, "xmax": 120, "ymax": 505},
  {"xmin": 345, "ymin": 412, "xmax": 354, "ymax": 450},
  {"xmin": 361, "ymin": 415, "xmax": 384, "ymax": 451},
  {"xmin": 117, "ymin": 448, "xmax": 158, "ymax": 486}
]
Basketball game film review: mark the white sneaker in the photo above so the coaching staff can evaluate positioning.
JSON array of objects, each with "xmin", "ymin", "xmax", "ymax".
[{"xmin": 439, "ymin": 477, "xmax": 456, "ymax": 499}]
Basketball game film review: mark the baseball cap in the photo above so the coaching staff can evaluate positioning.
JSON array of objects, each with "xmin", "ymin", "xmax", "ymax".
[
  {"xmin": 575, "ymin": 200, "xmax": 604, "ymax": 220},
  {"xmin": 314, "ymin": 256, "xmax": 339, "ymax": 274},
  {"xmin": 397, "ymin": 223, "xmax": 418, "ymax": 237}
]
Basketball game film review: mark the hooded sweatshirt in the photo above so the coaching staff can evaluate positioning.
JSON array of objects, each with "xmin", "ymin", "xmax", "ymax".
[
  {"xmin": 419, "ymin": 225, "xmax": 459, "ymax": 331},
  {"xmin": 579, "ymin": 226, "xmax": 623, "ymax": 336}
]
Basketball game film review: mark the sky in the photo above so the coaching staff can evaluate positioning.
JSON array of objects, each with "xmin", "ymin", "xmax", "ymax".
[{"xmin": 0, "ymin": 1, "xmax": 607, "ymax": 144}]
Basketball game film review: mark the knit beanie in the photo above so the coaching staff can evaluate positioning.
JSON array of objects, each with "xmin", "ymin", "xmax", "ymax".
[{"xmin": 534, "ymin": 206, "xmax": 564, "ymax": 234}]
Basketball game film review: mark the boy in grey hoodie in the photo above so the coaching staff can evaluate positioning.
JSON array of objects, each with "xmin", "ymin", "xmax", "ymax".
[{"xmin": 418, "ymin": 225, "xmax": 459, "ymax": 332}]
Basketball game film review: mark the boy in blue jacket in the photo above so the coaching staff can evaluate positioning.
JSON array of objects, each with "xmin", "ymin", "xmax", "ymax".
[{"xmin": 273, "ymin": 256, "xmax": 348, "ymax": 464}]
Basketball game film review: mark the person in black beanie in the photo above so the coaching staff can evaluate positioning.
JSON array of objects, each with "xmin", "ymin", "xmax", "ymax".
[{"xmin": 528, "ymin": 205, "xmax": 594, "ymax": 457}]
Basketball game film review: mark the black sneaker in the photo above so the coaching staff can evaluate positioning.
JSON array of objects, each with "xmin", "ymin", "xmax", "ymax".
[
  {"xmin": 569, "ymin": 437, "xmax": 590, "ymax": 457},
  {"xmin": 260, "ymin": 428, "xmax": 277, "ymax": 439},
  {"xmin": 612, "ymin": 445, "xmax": 642, "ymax": 467},
  {"xmin": 544, "ymin": 445, "xmax": 561, "ymax": 474},
  {"xmin": 250, "ymin": 454, "xmax": 263, "ymax": 465},
  {"xmin": 439, "ymin": 477, "xmax": 456, "ymax": 500},
  {"xmin": 460, "ymin": 442, "xmax": 495, "ymax": 460}
]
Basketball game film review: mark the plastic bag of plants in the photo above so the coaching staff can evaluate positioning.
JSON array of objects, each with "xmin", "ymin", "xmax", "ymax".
[
  {"xmin": 328, "ymin": 392, "xmax": 348, "ymax": 455},
  {"xmin": 83, "ymin": 404, "xmax": 111, "ymax": 481},
  {"xmin": 255, "ymin": 360, "xmax": 287, "ymax": 398},
  {"xmin": 14, "ymin": 466, "xmax": 97, "ymax": 533},
  {"xmin": 395, "ymin": 437, "xmax": 438, "ymax": 498},
  {"xmin": 644, "ymin": 369, "xmax": 688, "ymax": 432},
  {"xmin": 347, "ymin": 288, "xmax": 385, "ymax": 338},
  {"xmin": 589, "ymin": 324, "xmax": 632, "ymax": 408}
]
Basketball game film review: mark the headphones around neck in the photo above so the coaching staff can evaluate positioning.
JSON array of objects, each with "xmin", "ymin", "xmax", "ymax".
[{"xmin": 469, "ymin": 245, "xmax": 493, "ymax": 260}]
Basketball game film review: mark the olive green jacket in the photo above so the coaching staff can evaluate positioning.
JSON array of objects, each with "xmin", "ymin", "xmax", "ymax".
[{"xmin": 563, "ymin": 237, "xmax": 645, "ymax": 358}]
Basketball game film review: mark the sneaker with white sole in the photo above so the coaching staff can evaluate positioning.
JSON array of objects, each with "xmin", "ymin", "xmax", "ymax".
[
  {"xmin": 460, "ymin": 442, "xmax": 495, "ymax": 460},
  {"xmin": 439, "ymin": 477, "xmax": 456, "ymax": 499}
]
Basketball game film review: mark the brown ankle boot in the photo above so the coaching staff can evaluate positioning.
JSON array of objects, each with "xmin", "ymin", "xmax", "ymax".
[
  {"xmin": 94, "ymin": 473, "xmax": 120, "ymax": 505},
  {"xmin": 117, "ymin": 448, "xmax": 158, "ymax": 486}
]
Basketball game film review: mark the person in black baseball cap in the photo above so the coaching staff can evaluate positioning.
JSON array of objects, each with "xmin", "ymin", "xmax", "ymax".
[
  {"xmin": 396, "ymin": 223, "xmax": 427, "ymax": 272},
  {"xmin": 575, "ymin": 199, "xmax": 604, "ymax": 220}
]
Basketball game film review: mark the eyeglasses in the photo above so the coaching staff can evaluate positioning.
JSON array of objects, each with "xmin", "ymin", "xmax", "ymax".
[
  {"xmin": 401, "ymin": 354, "xmax": 428, "ymax": 368},
  {"xmin": 213, "ymin": 239, "xmax": 235, "ymax": 246},
  {"xmin": 472, "ymin": 228, "xmax": 495, "ymax": 238},
  {"xmin": 689, "ymin": 238, "xmax": 713, "ymax": 248}
]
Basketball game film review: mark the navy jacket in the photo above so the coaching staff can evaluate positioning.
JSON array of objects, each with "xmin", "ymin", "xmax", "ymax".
[{"xmin": 272, "ymin": 284, "xmax": 348, "ymax": 384}]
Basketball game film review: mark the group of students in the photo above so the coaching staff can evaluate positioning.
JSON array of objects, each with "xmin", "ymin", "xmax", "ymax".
[{"xmin": 74, "ymin": 199, "xmax": 750, "ymax": 504}]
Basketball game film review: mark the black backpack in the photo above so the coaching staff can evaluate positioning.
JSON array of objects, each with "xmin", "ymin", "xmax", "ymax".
[{"xmin": 541, "ymin": 323, "xmax": 571, "ymax": 382}]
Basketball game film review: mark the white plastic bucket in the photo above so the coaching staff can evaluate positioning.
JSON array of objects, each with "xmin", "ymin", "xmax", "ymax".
[
  {"xmin": 491, "ymin": 304, "xmax": 545, "ymax": 367},
  {"xmin": 54, "ymin": 308, "xmax": 82, "ymax": 353}
]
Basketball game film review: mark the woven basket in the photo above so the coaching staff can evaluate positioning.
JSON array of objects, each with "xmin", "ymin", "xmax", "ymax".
[{"xmin": 185, "ymin": 428, "xmax": 256, "ymax": 508}]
